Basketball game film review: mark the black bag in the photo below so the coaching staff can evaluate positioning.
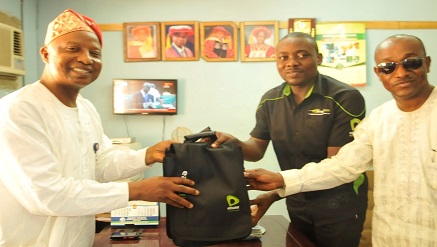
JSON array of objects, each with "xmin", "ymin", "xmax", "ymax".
[{"xmin": 163, "ymin": 131, "xmax": 252, "ymax": 247}]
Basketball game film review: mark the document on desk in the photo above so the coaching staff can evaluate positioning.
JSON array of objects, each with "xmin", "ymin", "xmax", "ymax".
[{"xmin": 110, "ymin": 201, "xmax": 159, "ymax": 227}]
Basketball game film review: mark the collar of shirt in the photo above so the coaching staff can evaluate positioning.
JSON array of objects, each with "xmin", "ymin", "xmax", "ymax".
[
  {"xmin": 282, "ymin": 73, "xmax": 321, "ymax": 98},
  {"xmin": 171, "ymin": 43, "xmax": 186, "ymax": 56}
]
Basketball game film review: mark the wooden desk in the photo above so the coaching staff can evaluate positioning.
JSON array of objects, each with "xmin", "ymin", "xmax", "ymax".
[{"xmin": 93, "ymin": 215, "xmax": 315, "ymax": 247}]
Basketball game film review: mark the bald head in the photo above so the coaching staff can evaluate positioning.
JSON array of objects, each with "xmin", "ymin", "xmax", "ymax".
[{"xmin": 374, "ymin": 34, "xmax": 426, "ymax": 62}]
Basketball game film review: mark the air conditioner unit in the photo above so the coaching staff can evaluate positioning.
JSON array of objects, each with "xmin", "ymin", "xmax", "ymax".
[{"xmin": 0, "ymin": 22, "xmax": 25, "ymax": 77}]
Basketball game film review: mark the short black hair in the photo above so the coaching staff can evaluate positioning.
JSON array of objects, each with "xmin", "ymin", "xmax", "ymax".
[{"xmin": 279, "ymin": 32, "xmax": 319, "ymax": 53}]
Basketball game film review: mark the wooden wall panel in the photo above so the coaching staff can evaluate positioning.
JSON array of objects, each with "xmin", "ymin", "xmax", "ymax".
[{"xmin": 99, "ymin": 22, "xmax": 437, "ymax": 32}]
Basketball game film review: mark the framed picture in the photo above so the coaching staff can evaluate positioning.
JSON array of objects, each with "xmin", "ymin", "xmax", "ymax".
[
  {"xmin": 200, "ymin": 22, "xmax": 238, "ymax": 62},
  {"xmin": 123, "ymin": 22, "xmax": 161, "ymax": 62},
  {"xmin": 288, "ymin": 18, "xmax": 316, "ymax": 37},
  {"xmin": 240, "ymin": 21, "xmax": 278, "ymax": 62},
  {"xmin": 161, "ymin": 21, "xmax": 199, "ymax": 61}
]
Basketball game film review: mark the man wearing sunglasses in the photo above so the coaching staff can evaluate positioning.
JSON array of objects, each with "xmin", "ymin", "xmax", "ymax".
[{"xmin": 243, "ymin": 34, "xmax": 436, "ymax": 246}]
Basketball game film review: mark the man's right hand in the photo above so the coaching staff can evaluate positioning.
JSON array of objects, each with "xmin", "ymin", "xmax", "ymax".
[
  {"xmin": 250, "ymin": 191, "xmax": 281, "ymax": 226},
  {"xmin": 244, "ymin": 168, "xmax": 285, "ymax": 191},
  {"xmin": 211, "ymin": 133, "xmax": 268, "ymax": 162},
  {"xmin": 128, "ymin": 176, "xmax": 199, "ymax": 209},
  {"xmin": 210, "ymin": 132, "xmax": 237, "ymax": 148}
]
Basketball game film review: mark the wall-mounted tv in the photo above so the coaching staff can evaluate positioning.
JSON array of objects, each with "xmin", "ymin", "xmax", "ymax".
[{"xmin": 113, "ymin": 78, "xmax": 177, "ymax": 115}]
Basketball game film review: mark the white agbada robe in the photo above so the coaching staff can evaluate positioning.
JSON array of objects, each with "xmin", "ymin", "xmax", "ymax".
[
  {"xmin": 278, "ymin": 88, "xmax": 437, "ymax": 247},
  {"xmin": 0, "ymin": 82, "xmax": 149, "ymax": 247}
]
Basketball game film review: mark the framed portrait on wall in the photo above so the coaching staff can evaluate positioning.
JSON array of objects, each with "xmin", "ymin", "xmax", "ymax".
[
  {"xmin": 240, "ymin": 21, "xmax": 278, "ymax": 62},
  {"xmin": 161, "ymin": 21, "xmax": 199, "ymax": 61},
  {"xmin": 123, "ymin": 22, "xmax": 161, "ymax": 62},
  {"xmin": 200, "ymin": 22, "xmax": 238, "ymax": 62}
]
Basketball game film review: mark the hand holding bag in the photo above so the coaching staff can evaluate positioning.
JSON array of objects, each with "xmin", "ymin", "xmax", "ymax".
[{"xmin": 163, "ymin": 131, "xmax": 252, "ymax": 247}]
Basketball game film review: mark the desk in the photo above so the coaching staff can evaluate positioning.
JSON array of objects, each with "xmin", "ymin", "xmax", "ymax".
[{"xmin": 93, "ymin": 215, "xmax": 315, "ymax": 247}]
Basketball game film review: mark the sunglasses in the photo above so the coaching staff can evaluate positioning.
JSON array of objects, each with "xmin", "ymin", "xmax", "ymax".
[{"xmin": 375, "ymin": 57, "xmax": 425, "ymax": 75}]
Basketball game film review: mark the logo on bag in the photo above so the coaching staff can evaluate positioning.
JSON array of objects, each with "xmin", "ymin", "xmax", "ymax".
[{"xmin": 226, "ymin": 195, "xmax": 240, "ymax": 212}]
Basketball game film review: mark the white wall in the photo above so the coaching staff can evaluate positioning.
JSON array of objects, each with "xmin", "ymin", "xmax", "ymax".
[{"xmin": 4, "ymin": 0, "xmax": 437, "ymax": 219}]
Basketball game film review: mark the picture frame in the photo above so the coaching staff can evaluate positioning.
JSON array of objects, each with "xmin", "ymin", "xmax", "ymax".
[
  {"xmin": 288, "ymin": 18, "xmax": 316, "ymax": 38},
  {"xmin": 123, "ymin": 22, "xmax": 161, "ymax": 62},
  {"xmin": 240, "ymin": 21, "xmax": 278, "ymax": 62},
  {"xmin": 161, "ymin": 21, "xmax": 199, "ymax": 61},
  {"xmin": 200, "ymin": 22, "xmax": 238, "ymax": 62}
]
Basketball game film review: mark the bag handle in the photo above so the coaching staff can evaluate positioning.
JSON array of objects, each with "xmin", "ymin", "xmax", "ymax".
[{"xmin": 184, "ymin": 127, "xmax": 217, "ymax": 143}]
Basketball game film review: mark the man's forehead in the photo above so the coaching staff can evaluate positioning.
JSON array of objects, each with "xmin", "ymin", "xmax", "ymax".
[
  {"xmin": 48, "ymin": 30, "xmax": 100, "ymax": 48},
  {"xmin": 379, "ymin": 36, "xmax": 421, "ymax": 50},
  {"xmin": 377, "ymin": 37, "xmax": 422, "ymax": 55}
]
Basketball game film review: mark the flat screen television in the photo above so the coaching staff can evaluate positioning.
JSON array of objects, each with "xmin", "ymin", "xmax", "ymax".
[{"xmin": 113, "ymin": 78, "xmax": 177, "ymax": 115}]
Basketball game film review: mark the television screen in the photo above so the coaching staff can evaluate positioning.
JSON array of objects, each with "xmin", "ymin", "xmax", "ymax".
[{"xmin": 113, "ymin": 79, "xmax": 177, "ymax": 115}]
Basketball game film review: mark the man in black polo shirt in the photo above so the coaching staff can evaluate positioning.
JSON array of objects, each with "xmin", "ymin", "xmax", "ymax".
[{"xmin": 212, "ymin": 32, "xmax": 368, "ymax": 247}]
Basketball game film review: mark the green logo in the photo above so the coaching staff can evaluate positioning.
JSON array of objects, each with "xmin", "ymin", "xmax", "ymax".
[
  {"xmin": 350, "ymin": 118, "xmax": 361, "ymax": 131},
  {"xmin": 227, "ymin": 195, "xmax": 240, "ymax": 207}
]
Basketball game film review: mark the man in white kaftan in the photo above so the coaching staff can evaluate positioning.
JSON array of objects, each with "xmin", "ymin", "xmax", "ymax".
[
  {"xmin": 0, "ymin": 82, "xmax": 147, "ymax": 246},
  {"xmin": 0, "ymin": 9, "xmax": 198, "ymax": 247},
  {"xmin": 279, "ymin": 87, "xmax": 437, "ymax": 246}
]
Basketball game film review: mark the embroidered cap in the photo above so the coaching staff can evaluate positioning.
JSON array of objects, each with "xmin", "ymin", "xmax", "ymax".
[
  {"xmin": 44, "ymin": 9, "xmax": 103, "ymax": 46},
  {"xmin": 168, "ymin": 25, "xmax": 194, "ymax": 36},
  {"xmin": 252, "ymin": 26, "xmax": 271, "ymax": 38},
  {"xmin": 212, "ymin": 26, "xmax": 230, "ymax": 36},
  {"xmin": 131, "ymin": 26, "xmax": 152, "ymax": 36}
]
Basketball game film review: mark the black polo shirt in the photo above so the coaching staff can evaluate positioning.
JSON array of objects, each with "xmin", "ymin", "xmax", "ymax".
[{"xmin": 250, "ymin": 74, "xmax": 368, "ymax": 224}]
